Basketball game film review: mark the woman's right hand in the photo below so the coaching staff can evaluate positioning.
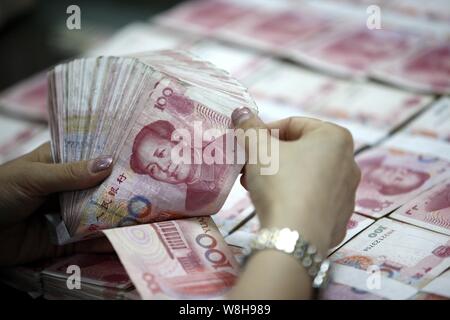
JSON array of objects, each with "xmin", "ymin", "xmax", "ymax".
[{"xmin": 232, "ymin": 108, "xmax": 361, "ymax": 254}]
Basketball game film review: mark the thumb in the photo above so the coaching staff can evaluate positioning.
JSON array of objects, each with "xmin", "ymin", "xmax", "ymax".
[
  {"xmin": 231, "ymin": 106, "xmax": 267, "ymax": 131},
  {"xmin": 231, "ymin": 107, "xmax": 279, "ymax": 181},
  {"xmin": 231, "ymin": 106, "xmax": 274, "ymax": 158},
  {"xmin": 26, "ymin": 156, "xmax": 113, "ymax": 195}
]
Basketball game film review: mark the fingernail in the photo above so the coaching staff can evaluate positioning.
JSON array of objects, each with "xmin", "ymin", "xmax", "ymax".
[
  {"xmin": 231, "ymin": 107, "xmax": 253, "ymax": 126},
  {"xmin": 89, "ymin": 156, "xmax": 113, "ymax": 173}
]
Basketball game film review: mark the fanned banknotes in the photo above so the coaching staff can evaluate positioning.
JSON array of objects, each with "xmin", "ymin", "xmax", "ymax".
[{"xmin": 47, "ymin": 50, "xmax": 257, "ymax": 243}]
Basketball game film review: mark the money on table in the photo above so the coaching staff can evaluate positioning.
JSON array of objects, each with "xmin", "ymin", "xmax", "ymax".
[{"xmin": 47, "ymin": 50, "xmax": 257, "ymax": 243}]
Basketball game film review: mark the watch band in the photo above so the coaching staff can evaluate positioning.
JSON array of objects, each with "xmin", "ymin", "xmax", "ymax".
[{"xmin": 243, "ymin": 227, "xmax": 331, "ymax": 290}]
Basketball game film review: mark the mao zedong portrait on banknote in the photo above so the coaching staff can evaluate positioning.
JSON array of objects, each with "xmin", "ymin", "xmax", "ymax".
[
  {"xmin": 355, "ymin": 149, "xmax": 447, "ymax": 217},
  {"xmin": 129, "ymin": 94, "xmax": 231, "ymax": 212}
]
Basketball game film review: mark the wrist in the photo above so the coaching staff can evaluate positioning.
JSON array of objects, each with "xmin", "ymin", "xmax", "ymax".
[
  {"xmin": 261, "ymin": 205, "xmax": 332, "ymax": 255},
  {"xmin": 243, "ymin": 226, "xmax": 331, "ymax": 293}
]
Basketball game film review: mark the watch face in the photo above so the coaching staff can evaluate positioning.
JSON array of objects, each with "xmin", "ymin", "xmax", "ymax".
[{"xmin": 273, "ymin": 228, "xmax": 301, "ymax": 253}]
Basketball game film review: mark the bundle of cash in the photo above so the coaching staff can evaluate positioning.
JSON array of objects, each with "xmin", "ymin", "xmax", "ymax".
[
  {"xmin": 47, "ymin": 50, "xmax": 256, "ymax": 243},
  {"xmin": 0, "ymin": 242, "xmax": 244, "ymax": 300},
  {"xmin": 41, "ymin": 254, "xmax": 136, "ymax": 300}
]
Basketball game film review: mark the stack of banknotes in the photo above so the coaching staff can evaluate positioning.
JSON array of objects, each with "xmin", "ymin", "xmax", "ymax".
[
  {"xmin": 40, "ymin": 254, "xmax": 137, "ymax": 300},
  {"xmin": 46, "ymin": 49, "xmax": 255, "ymax": 299},
  {"xmin": 0, "ymin": 0, "xmax": 449, "ymax": 300},
  {"xmin": 46, "ymin": 50, "xmax": 256, "ymax": 243},
  {"xmin": 0, "ymin": 246, "xmax": 247, "ymax": 300}
]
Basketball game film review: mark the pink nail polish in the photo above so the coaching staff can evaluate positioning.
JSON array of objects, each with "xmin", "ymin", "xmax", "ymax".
[
  {"xmin": 90, "ymin": 156, "xmax": 113, "ymax": 173},
  {"xmin": 231, "ymin": 107, "xmax": 253, "ymax": 126}
]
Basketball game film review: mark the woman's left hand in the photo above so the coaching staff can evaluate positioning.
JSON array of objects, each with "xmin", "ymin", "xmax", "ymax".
[{"xmin": 0, "ymin": 143, "xmax": 114, "ymax": 266}]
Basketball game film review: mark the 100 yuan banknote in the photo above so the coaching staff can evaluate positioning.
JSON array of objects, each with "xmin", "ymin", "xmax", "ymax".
[
  {"xmin": 391, "ymin": 178, "xmax": 450, "ymax": 235},
  {"xmin": 355, "ymin": 146, "xmax": 450, "ymax": 218},
  {"xmin": 330, "ymin": 218, "xmax": 450, "ymax": 300},
  {"xmin": 104, "ymin": 217, "xmax": 239, "ymax": 299}
]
